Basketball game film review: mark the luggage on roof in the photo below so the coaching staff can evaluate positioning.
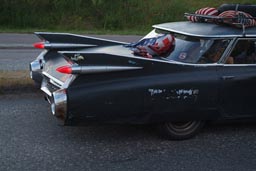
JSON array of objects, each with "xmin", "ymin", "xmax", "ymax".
[{"xmin": 185, "ymin": 4, "xmax": 256, "ymax": 28}]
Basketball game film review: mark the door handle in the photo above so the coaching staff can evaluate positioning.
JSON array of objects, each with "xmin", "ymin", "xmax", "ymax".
[{"xmin": 221, "ymin": 76, "xmax": 235, "ymax": 80}]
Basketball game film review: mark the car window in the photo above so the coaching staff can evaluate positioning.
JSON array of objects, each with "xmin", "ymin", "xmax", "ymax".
[
  {"xmin": 166, "ymin": 36, "xmax": 201, "ymax": 63},
  {"xmin": 165, "ymin": 35, "xmax": 231, "ymax": 64},
  {"xmin": 198, "ymin": 39, "xmax": 230, "ymax": 64},
  {"xmin": 226, "ymin": 39, "xmax": 256, "ymax": 64},
  {"xmin": 137, "ymin": 29, "xmax": 231, "ymax": 64}
]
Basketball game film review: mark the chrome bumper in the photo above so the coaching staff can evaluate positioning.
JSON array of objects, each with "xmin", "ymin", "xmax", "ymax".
[
  {"xmin": 42, "ymin": 81, "xmax": 68, "ymax": 122},
  {"xmin": 29, "ymin": 50, "xmax": 47, "ymax": 83},
  {"xmin": 29, "ymin": 60, "xmax": 41, "ymax": 79},
  {"xmin": 52, "ymin": 89, "xmax": 67, "ymax": 121}
]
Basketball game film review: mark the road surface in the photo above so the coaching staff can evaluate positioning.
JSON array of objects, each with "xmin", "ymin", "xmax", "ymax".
[{"xmin": 1, "ymin": 94, "xmax": 256, "ymax": 171}]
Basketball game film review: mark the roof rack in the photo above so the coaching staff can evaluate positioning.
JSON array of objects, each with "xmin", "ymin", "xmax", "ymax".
[{"xmin": 185, "ymin": 4, "xmax": 256, "ymax": 35}]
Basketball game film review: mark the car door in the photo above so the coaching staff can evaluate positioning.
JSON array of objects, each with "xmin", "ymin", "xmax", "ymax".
[
  {"xmin": 218, "ymin": 38, "xmax": 256, "ymax": 118},
  {"xmin": 142, "ymin": 63, "xmax": 220, "ymax": 122}
]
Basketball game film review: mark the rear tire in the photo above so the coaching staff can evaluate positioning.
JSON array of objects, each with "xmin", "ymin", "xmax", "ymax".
[{"xmin": 159, "ymin": 121, "xmax": 204, "ymax": 140}]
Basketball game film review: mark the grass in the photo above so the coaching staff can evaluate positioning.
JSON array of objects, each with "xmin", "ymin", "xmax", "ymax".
[
  {"xmin": 1, "ymin": 1, "xmax": 256, "ymax": 34},
  {"xmin": 0, "ymin": 70, "xmax": 36, "ymax": 94},
  {"xmin": 0, "ymin": 27, "xmax": 148, "ymax": 35}
]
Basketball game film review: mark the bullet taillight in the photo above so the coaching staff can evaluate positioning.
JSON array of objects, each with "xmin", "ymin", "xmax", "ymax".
[
  {"xmin": 33, "ymin": 42, "xmax": 45, "ymax": 49},
  {"xmin": 56, "ymin": 65, "xmax": 72, "ymax": 74}
]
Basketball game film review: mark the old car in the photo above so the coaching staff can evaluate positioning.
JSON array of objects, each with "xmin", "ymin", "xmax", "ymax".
[{"xmin": 30, "ymin": 4, "xmax": 256, "ymax": 140}]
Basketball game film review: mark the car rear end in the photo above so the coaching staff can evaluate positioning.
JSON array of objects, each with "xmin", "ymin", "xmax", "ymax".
[
  {"xmin": 29, "ymin": 32, "xmax": 144, "ymax": 124},
  {"xmin": 32, "ymin": 49, "xmax": 76, "ymax": 123}
]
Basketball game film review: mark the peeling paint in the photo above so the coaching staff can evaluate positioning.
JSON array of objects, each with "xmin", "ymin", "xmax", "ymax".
[
  {"xmin": 148, "ymin": 88, "xmax": 199, "ymax": 102},
  {"xmin": 148, "ymin": 89, "xmax": 166, "ymax": 96},
  {"xmin": 176, "ymin": 89, "xmax": 199, "ymax": 96},
  {"xmin": 171, "ymin": 89, "xmax": 199, "ymax": 100}
]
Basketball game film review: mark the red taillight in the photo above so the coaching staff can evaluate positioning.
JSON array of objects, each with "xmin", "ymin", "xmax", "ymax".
[
  {"xmin": 56, "ymin": 65, "xmax": 72, "ymax": 74},
  {"xmin": 33, "ymin": 42, "xmax": 45, "ymax": 49}
]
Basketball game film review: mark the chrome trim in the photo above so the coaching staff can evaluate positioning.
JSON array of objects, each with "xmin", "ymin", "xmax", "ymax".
[
  {"xmin": 29, "ymin": 70, "xmax": 33, "ymax": 79},
  {"xmin": 49, "ymin": 79, "xmax": 62, "ymax": 88},
  {"xmin": 71, "ymin": 66, "xmax": 143, "ymax": 74},
  {"xmin": 41, "ymin": 80, "xmax": 52, "ymax": 97},
  {"xmin": 62, "ymin": 74, "xmax": 77, "ymax": 89},
  {"xmin": 45, "ymin": 95, "xmax": 51, "ymax": 104},
  {"xmin": 44, "ymin": 43, "xmax": 97, "ymax": 49},
  {"xmin": 244, "ymin": 35, "xmax": 256, "ymax": 38},
  {"xmin": 30, "ymin": 60, "xmax": 41, "ymax": 72},
  {"xmin": 218, "ymin": 38, "xmax": 237, "ymax": 64},
  {"xmin": 222, "ymin": 64, "xmax": 256, "ymax": 67},
  {"xmin": 30, "ymin": 50, "xmax": 47, "ymax": 80},
  {"xmin": 42, "ymin": 72, "xmax": 64, "ymax": 87},
  {"xmin": 40, "ymin": 77, "xmax": 69, "ymax": 121},
  {"xmin": 30, "ymin": 60, "xmax": 41, "ymax": 80},
  {"xmin": 42, "ymin": 71, "xmax": 76, "ymax": 89},
  {"xmin": 52, "ymin": 89, "xmax": 67, "ymax": 120},
  {"xmin": 41, "ymin": 87, "xmax": 52, "ymax": 97}
]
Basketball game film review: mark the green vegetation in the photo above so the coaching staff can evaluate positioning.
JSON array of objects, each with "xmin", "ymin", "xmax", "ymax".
[{"xmin": 1, "ymin": 0, "xmax": 256, "ymax": 34}]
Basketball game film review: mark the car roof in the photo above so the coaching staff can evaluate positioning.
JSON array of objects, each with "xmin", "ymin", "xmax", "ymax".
[{"xmin": 153, "ymin": 21, "xmax": 256, "ymax": 38}]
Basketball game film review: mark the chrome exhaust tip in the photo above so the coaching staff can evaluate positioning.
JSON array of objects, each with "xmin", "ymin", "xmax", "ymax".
[{"xmin": 51, "ymin": 89, "xmax": 67, "ymax": 121}]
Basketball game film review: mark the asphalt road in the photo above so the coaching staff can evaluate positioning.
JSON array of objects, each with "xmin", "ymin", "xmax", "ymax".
[
  {"xmin": 0, "ymin": 49, "xmax": 41, "ymax": 70},
  {"xmin": 1, "ymin": 94, "xmax": 256, "ymax": 171},
  {"xmin": 0, "ymin": 33, "xmax": 42, "ymax": 70}
]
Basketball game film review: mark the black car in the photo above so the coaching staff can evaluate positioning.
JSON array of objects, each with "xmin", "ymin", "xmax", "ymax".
[{"xmin": 30, "ymin": 9, "xmax": 256, "ymax": 140}]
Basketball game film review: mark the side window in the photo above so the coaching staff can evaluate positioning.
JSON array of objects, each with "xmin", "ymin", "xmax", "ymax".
[
  {"xmin": 198, "ymin": 39, "xmax": 230, "ymax": 64},
  {"xmin": 227, "ymin": 40, "xmax": 256, "ymax": 64}
]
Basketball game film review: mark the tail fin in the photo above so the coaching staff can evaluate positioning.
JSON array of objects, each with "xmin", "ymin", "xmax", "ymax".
[{"xmin": 35, "ymin": 32, "xmax": 126, "ymax": 47}]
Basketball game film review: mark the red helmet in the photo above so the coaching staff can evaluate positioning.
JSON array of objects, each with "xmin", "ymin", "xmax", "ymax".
[{"xmin": 133, "ymin": 34, "xmax": 175, "ymax": 58}]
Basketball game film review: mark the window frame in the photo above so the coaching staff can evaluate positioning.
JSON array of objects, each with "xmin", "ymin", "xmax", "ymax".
[{"xmin": 222, "ymin": 37, "xmax": 256, "ymax": 66}]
